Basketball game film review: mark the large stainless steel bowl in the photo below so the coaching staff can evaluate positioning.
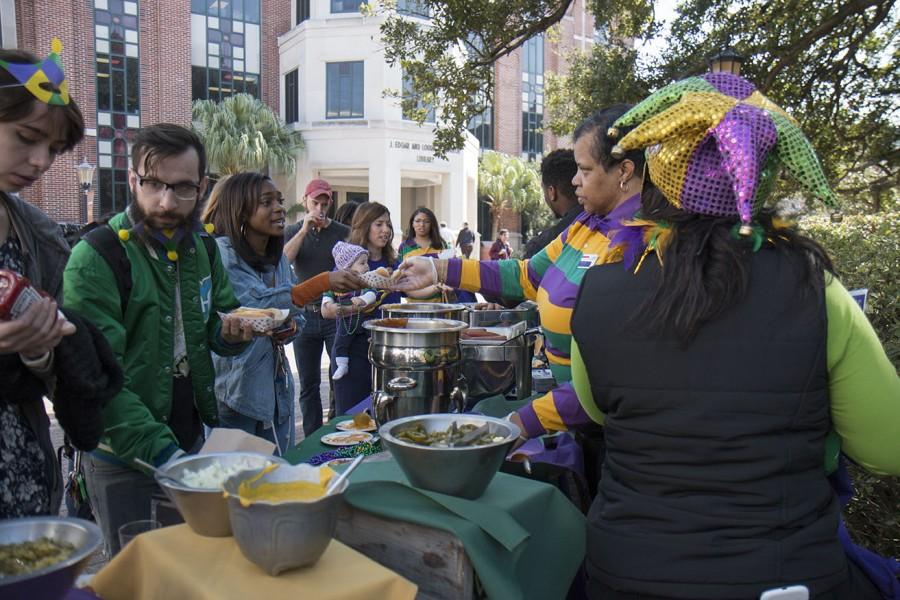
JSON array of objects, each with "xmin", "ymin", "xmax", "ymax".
[
  {"xmin": 0, "ymin": 517, "xmax": 102, "ymax": 600},
  {"xmin": 155, "ymin": 452, "xmax": 284, "ymax": 537},
  {"xmin": 379, "ymin": 414, "xmax": 520, "ymax": 499},
  {"xmin": 222, "ymin": 468, "xmax": 349, "ymax": 576}
]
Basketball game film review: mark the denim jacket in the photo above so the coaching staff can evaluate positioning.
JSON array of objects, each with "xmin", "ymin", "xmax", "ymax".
[{"xmin": 211, "ymin": 237, "xmax": 302, "ymax": 424}]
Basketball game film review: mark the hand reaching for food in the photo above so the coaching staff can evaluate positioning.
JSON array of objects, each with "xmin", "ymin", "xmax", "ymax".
[{"xmin": 390, "ymin": 257, "xmax": 438, "ymax": 291}]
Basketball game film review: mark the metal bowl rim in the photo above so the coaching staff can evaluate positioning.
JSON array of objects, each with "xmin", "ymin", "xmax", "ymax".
[
  {"xmin": 222, "ymin": 470, "xmax": 349, "ymax": 507},
  {"xmin": 379, "ymin": 414, "xmax": 520, "ymax": 451},
  {"xmin": 363, "ymin": 317, "xmax": 469, "ymax": 334},
  {"xmin": 379, "ymin": 302, "xmax": 468, "ymax": 313},
  {"xmin": 155, "ymin": 451, "xmax": 286, "ymax": 493},
  {"xmin": 0, "ymin": 517, "xmax": 102, "ymax": 586}
]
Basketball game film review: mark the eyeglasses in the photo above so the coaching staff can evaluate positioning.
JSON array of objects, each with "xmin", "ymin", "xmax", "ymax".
[
  {"xmin": 260, "ymin": 192, "xmax": 285, "ymax": 208},
  {"xmin": 134, "ymin": 172, "xmax": 201, "ymax": 202}
]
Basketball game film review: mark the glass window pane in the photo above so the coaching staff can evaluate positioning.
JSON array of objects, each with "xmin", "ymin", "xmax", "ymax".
[
  {"xmin": 126, "ymin": 57, "xmax": 139, "ymax": 113},
  {"xmin": 98, "ymin": 169, "xmax": 114, "ymax": 216},
  {"xmin": 244, "ymin": 0, "xmax": 260, "ymax": 23},
  {"xmin": 112, "ymin": 70, "xmax": 125, "ymax": 112},
  {"xmin": 192, "ymin": 66, "xmax": 207, "ymax": 100}
]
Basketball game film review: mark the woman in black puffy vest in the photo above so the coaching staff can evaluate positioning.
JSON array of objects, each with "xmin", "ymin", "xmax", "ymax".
[{"xmin": 567, "ymin": 75, "xmax": 899, "ymax": 599}]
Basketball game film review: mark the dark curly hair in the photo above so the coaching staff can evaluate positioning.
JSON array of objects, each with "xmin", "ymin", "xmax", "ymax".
[{"xmin": 539, "ymin": 149, "xmax": 577, "ymax": 202}]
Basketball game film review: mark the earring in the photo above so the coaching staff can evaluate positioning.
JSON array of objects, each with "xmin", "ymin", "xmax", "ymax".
[{"xmin": 619, "ymin": 179, "xmax": 627, "ymax": 191}]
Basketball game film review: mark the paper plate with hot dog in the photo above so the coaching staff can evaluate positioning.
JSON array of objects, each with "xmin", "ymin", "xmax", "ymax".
[{"xmin": 219, "ymin": 307, "xmax": 290, "ymax": 333}]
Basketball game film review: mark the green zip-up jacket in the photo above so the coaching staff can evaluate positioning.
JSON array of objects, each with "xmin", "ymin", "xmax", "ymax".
[{"xmin": 63, "ymin": 211, "xmax": 246, "ymax": 466}]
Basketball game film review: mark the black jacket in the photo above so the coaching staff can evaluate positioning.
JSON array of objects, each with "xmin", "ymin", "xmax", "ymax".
[{"xmin": 573, "ymin": 250, "xmax": 846, "ymax": 598}]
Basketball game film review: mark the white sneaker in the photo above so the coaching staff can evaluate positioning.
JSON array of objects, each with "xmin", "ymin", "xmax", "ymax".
[{"xmin": 333, "ymin": 358, "xmax": 349, "ymax": 380}]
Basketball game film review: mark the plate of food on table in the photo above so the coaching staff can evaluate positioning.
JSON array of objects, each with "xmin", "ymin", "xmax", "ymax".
[
  {"xmin": 335, "ymin": 412, "xmax": 377, "ymax": 432},
  {"xmin": 320, "ymin": 431, "xmax": 374, "ymax": 446}
]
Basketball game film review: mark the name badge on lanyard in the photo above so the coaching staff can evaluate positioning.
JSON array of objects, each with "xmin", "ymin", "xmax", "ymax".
[{"xmin": 577, "ymin": 254, "xmax": 599, "ymax": 269}]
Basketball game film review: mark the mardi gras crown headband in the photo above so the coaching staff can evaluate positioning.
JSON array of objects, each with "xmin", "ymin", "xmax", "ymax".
[
  {"xmin": 606, "ymin": 73, "xmax": 837, "ymax": 235},
  {"xmin": 0, "ymin": 38, "xmax": 70, "ymax": 106}
]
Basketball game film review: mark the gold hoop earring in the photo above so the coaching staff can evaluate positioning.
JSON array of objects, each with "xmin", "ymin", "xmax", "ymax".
[{"xmin": 619, "ymin": 180, "xmax": 627, "ymax": 191}]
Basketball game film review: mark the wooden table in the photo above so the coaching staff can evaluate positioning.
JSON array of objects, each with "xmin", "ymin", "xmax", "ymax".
[{"xmin": 335, "ymin": 504, "xmax": 477, "ymax": 600}]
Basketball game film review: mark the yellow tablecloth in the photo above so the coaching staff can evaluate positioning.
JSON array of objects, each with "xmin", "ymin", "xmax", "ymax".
[{"xmin": 90, "ymin": 524, "xmax": 417, "ymax": 600}]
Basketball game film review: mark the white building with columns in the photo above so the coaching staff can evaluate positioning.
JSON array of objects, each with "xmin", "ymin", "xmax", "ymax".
[{"xmin": 277, "ymin": 0, "xmax": 480, "ymax": 235}]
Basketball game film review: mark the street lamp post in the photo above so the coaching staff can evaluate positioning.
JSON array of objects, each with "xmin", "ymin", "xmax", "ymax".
[
  {"xmin": 76, "ymin": 159, "xmax": 95, "ymax": 224},
  {"xmin": 708, "ymin": 47, "xmax": 744, "ymax": 75}
]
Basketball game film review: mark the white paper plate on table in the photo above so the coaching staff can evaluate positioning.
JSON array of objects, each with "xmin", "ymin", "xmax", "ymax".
[
  {"xmin": 360, "ymin": 270, "xmax": 394, "ymax": 289},
  {"xmin": 320, "ymin": 431, "xmax": 374, "ymax": 446},
  {"xmin": 335, "ymin": 418, "xmax": 377, "ymax": 433},
  {"xmin": 218, "ymin": 308, "xmax": 289, "ymax": 333}
]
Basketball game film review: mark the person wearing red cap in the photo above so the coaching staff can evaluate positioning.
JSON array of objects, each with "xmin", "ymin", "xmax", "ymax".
[{"xmin": 283, "ymin": 178, "xmax": 349, "ymax": 437}]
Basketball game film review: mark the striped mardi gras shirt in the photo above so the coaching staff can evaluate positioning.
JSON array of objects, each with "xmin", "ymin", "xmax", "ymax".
[{"xmin": 445, "ymin": 194, "xmax": 641, "ymax": 436}]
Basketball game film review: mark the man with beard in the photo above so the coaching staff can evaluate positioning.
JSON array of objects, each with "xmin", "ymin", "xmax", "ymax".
[{"xmin": 63, "ymin": 123, "xmax": 253, "ymax": 556}]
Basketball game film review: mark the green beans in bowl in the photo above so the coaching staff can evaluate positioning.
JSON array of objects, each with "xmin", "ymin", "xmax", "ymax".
[{"xmin": 379, "ymin": 414, "xmax": 520, "ymax": 499}]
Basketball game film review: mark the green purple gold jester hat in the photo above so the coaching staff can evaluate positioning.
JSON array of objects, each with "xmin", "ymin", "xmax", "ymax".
[
  {"xmin": 607, "ymin": 72, "xmax": 837, "ymax": 235},
  {"xmin": 0, "ymin": 38, "xmax": 70, "ymax": 106}
]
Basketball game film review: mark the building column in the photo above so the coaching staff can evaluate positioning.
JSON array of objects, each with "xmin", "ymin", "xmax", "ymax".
[{"xmin": 369, "ymin": 150, "xmax": 401, "ymax": 223}]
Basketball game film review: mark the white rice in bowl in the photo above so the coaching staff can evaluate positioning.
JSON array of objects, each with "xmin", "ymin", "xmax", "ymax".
[{"xmin": 180, "ymin": 457, "xmax": 265, "ymax": 489}]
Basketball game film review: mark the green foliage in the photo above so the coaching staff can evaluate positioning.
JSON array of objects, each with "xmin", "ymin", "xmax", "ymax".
[
  {"xmin": 545, "ymin": 43, "xmax": 650, "ymax": 135},
  {"xmin": 379, "ymin": 0, "xmax": 897, "ymax": 211},
  {"xmin": 191, "ymin": 94, "xmax": 303, "ymax": 176},
  {"xmin": 478, "ymin": 151, "xmax": 544, "ymax": 237},
  {"xmin": 801, "ymin": 210, "xmax": 900, "ymax": 365},
  {"xmin": 802, "ymin": 209, "xmax": 900, "ymax": 558}
]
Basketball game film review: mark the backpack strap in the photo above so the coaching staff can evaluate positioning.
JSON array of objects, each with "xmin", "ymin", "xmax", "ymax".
[
  {"xmin": 82, "ymin": 226, "xmax": 132, "ymax": 316},
  {"xmin": 199, "ymin": 234, "xmax": 218, "ymax": 271}
]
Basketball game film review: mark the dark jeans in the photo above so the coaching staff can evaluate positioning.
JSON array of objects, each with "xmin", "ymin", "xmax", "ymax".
[
  {"xmin": 293, "ymin": 309, "xmax": 336, "ymax": 437},
  {"xmin": 333, "ymin": 331, "xmax": 372, "ymax": 416}
]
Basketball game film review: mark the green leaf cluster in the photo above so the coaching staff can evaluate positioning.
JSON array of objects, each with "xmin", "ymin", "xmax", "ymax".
[
  {"xmin": 477, "ymin": 151, "xmax": 545, "ymax": 237},
  {"xmin": 191, "ymin": 93, "xmax": 304, "ymax": 176},
  {"xmin": 379, "ymin": 0, "xmax": 897, "ymax": 214}
]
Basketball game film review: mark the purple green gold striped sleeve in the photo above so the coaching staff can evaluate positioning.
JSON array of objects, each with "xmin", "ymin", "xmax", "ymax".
[{"xmin": 517, "ymin": 382, "xmax": 595, "ymax": 437}]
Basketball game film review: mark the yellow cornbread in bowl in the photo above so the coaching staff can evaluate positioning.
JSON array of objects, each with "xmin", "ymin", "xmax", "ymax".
[{"xmin": 222, "ymin": 464, "xmax": 347, "ymax": 575}]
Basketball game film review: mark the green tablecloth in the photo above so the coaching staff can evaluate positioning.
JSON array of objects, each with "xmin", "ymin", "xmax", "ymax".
[
  {"xmin": 345, "ymin": 461, "xmax": 584, "ymax": 600},
  {"xmin": 283, "ymin": 412, "xmax": 586, "ymax": 600}
]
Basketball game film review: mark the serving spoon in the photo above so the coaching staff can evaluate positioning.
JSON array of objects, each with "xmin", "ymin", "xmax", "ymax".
[
  {"xmin": 324, "ymin": 453, "xmax": 366, "ymax": 496},
  {"xmin": 133, "ymin": 457, "xmax": 186, "ymax": 487}
]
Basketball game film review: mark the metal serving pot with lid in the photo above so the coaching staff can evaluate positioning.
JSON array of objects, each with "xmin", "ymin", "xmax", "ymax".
[
  {"xmin": 380, "ymin": 302, "xmax": 468, "ymax": 321},
  {"xmin": 363, "ymin": 318, "xmax": 469, "ymax": 426}
]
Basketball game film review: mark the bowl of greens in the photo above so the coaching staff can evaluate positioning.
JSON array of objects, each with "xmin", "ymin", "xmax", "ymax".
[
  {"xmin": 0, "ymin": 516, "xmax": 102, "ymax": 599},
  {"xmin": 379, "ymin": 414, "xmax": 520, "ymax": 499}
]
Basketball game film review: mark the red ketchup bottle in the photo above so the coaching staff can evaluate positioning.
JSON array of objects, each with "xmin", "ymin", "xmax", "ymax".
[{"xmin": 0, "ymin": 269, "xmax": 44, "ymax": 321}]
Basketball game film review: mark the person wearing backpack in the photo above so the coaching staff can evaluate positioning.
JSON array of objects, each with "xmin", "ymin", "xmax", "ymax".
[{"xmin": 63, "ymin": 123, "xmax": 254, "ymax": 556}]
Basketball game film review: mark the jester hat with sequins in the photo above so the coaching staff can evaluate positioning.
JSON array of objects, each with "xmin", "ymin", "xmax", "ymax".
[{"xmin": 608, "ymin": 72, "xmax": 837, "ymax": 233}]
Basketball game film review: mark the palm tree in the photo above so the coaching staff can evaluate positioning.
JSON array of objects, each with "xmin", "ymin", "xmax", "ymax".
[
  {"xmin": 478, "ymin": 151, "xmax": 542, "ymax": 238},
  {"xmin": 191, "ymin": 93, "xmax": 303, "ymax": 176}
]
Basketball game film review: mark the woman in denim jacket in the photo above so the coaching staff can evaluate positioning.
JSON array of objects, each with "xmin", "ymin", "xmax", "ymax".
[{"xmin": 202, "ymin": 172, "xmax": 301, "ymax": 454}]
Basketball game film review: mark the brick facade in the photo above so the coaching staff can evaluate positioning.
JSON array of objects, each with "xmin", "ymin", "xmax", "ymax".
[
  {"xmin": 15, "ymin": 0, "xmax": 96, "ymax": 223},
  {"xmin": 260, "ymin": 0, "xmax": 290, "ymax": 114},
  {"xmin": 139, "ymin": 0, "xmax": 192, "ymax": 127},
  {"xmin": 12, "ymin": 0, "xmax": 289, "ymax": 223}
]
